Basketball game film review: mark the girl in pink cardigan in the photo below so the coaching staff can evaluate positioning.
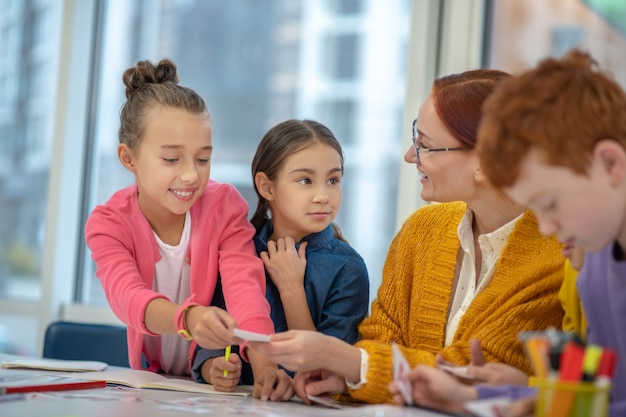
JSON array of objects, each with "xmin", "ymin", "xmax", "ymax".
[{"xmin": 85, "ymin": 58, "xmax": 293, "ymax": 401}]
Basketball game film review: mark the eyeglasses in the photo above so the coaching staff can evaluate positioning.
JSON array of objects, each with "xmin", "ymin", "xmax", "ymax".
[{"xmin": 412, "ymin": 119, "xmax": 469, "ymax": 165}]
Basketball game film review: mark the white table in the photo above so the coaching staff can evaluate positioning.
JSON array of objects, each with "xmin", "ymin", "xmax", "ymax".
[{"xmin": 0, "ymin": 354, "xmax": 457, "ymax": 417}]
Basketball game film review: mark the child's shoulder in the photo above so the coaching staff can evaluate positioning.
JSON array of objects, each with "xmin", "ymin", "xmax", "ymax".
[
  {"xmin": 191, "ymin": 180, "xmax": 249, "ymax": 216},
  {"xmin": 85, "ymin": 185, "xmax": 140, "ymax": 236},
  {"xmin": 199, "ymin": 180, "xmax": 245, "ymax": 202},
  {"xmin": 309, "ymin": 228, "xmax": 364, "ymax": 261}
]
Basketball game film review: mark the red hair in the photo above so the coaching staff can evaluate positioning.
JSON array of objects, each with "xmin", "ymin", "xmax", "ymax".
[
  {"xmin": 432, "ymin": 69, "xmax": 510, "ymax": 147},
  {"xmin": 477, "ymin": 49, "xmax": 626, "ymax": 189}
]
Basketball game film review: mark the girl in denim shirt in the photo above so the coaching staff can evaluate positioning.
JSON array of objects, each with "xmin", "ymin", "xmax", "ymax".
[{"xmin": 193, "ymin": 119, "xmax": 369, "ymax": 394}]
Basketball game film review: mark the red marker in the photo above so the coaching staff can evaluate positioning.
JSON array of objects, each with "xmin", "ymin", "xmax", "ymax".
[
  {"xmin": 590, "ymin": 349, "xmax": 618, "ymax": 417},
  {"xmin": 546, "ymin": 342, "xmax": 585, "ymax": 417},
  {"xmin": 596, "ymin": 349, "xmax": 618, "ymax": 380}
]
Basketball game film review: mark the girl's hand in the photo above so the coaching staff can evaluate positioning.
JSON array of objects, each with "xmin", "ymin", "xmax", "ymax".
[
  {"xmin": 293, "ymin": 369, "xmax": 346, "ymax": 402},
  {"xmin": 253, "ymin": 368, "xmax": 294, "ymax": 402},
  {"xmin": 201, "ymin": 354, "xmax": 242, "ymax": 392},
  {"xmin": 186, "ymin": 306, "xmax": 240, "ymax": 349},
  {"xmin": 467, "ymin": 362, "xmax": 529, "ymax": 386},
  {"xmin": 260, "ymin": 237, "xmax": 308, "ymax": 294},
  {"xmin": 388, "ymin": 365, "xmax": 477, "ymax": 412},
  {"xmin": 438, "ymin": 338, "xmax": 529, "ymax": 386}
]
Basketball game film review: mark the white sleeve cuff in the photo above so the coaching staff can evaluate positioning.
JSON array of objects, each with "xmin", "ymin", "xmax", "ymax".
[{"xmin": 345, "ymin": 348, "xmax": 369, "ymax": 390}]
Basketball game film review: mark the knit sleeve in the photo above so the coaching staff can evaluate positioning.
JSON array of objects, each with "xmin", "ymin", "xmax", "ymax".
[{"xmin": 350, "ymin": 203, "xmax": 463, "ymax": 404}]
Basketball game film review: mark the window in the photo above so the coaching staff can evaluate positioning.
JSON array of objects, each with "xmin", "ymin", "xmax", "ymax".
[
  {"xmin": 0, "ymin": 1, "xmax": 62, "ymax": 302},
  {"xmin": 486, "ymin": 0, "xmax": 626, "ymax": 88},
  {"xmin": 322, "ymin": 33, "xmax": 360, "ymax": 80},
  {"xmin": 315, "ymin": 99, "xmax": 356, "ymax": 145},
  {"xmin": 80, "ymin": 0, "xmax": 411, "ymax": 311},
  {"xmin": 581, "ymin": 0, "xmax": 626, "ymax": 35},
  {"xmin": 0, "ymin": 0, "xmax": 424, "ymax": 357},
  {"xmin": 327, "ymin": 0, "xmax": 363, "ymax": 15},
  {"xmin": 0, "ymin": 0, "xmax": 63, "ymax": 355}
]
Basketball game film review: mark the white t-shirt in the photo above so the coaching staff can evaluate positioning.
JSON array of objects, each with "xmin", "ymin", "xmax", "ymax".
[{"xmin": 145, "ymin": 212, "xmax": 192, "ymax": 375}]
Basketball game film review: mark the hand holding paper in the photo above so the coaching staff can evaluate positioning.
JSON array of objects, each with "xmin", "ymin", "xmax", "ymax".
[
  {"xmin": 186, "ymin": 306, "xmax": 240, "ymax": 349},
  {"xmin": 391, "ymin": 342, "xmax": 413, "ymax": 406},
  {"xmin": 245, "ymin": 330, "xmax": 348, "ymax": 374}
]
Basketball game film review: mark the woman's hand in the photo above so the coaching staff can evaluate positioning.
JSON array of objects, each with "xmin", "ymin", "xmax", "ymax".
[
  {"xmin": 248, "ymin": 330, "xmax": 326, "ymax": 372},
  {"xmin": 247, "ymin": 330, "xmax": 360, "ymax": 380},
  {"xmin": 201, "ymin": 354, "xmax": 242, "ymax": 392}
]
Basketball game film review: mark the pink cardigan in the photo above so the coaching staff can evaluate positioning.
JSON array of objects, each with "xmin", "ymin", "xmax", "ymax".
[{"xmin": 85, "ymin": 181, "xmax": 273, "ymax": 371}]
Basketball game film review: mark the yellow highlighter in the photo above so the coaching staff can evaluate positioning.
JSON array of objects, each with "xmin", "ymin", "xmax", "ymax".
[{"xmin": 224, "ymin": 345, "xmax": 231, "ymax": 377}]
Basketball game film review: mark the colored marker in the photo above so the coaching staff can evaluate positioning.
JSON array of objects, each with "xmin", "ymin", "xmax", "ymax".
[
  {"xmin": 581, "ymin": 344, "xmax": 603, "ymax": 381},
  {"xmin": 590, "ymin": 349, "xmax": 617, "ymax": 417},
  {"xmin": 525, "ymin": 337, "xmax": 550, "ymax": 378},
  {"xmin": 573, "ymin": 344, "xmax": 603, "ymax": 417},
  {"xmin": 223, "ymin": 345, "xmax": 231, "ymax": 377},
  {"xmin": 546, "ymin": 342, "xmax": 585, "ymax": 417}
]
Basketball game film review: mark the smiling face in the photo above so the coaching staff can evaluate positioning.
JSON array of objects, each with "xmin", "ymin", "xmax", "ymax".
[
  {"xmin": 118, "ymin": 105, "xmax": 213, "ymax": 229},
  {"xmin": 256, "ymin": 141, "xmax": 342, "ymax": 242},
  {"xmin": 404, "ymin": 94, "xmax": 477, "ymax": 203},
  {"xmin": 505, "ymin": 144, "xmax": 626, "ymax": 253}
]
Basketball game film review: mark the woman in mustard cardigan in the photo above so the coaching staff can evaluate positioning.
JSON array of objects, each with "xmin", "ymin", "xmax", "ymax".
[{"xmin": 248, "ymin": 69, "xmax": 565, "ymax": 404}]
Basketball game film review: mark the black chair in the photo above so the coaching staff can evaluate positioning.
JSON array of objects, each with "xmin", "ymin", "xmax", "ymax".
[{"xmin": 43, "ymin": 321, "xmax": 129, "ymax": 367}]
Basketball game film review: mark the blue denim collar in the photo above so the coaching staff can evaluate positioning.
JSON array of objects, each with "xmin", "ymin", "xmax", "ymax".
[{"xmin": 255, "ymin": 220, "xmax": 334, "ymax": 251}]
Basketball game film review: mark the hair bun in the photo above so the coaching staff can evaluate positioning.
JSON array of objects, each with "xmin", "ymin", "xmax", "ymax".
[{"xmin": 122, "ymin": 58, "xmax": 179, "ymax": 99}]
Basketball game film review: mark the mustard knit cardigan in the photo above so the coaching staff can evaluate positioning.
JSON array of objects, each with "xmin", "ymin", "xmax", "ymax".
[{"xmin": 350, "ymin": 201, "xmax": 565, "ymax": 403}]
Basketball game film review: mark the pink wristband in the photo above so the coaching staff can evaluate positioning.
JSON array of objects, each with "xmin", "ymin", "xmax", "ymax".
[{"xmin": 173, "ymin": 299, "xmax": 200, "ymax": 341}]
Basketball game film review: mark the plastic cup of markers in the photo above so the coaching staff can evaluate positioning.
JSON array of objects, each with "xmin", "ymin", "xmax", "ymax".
[{"xmin": 532, "ymin": 379, "xmax": 611, "ymax": 417}]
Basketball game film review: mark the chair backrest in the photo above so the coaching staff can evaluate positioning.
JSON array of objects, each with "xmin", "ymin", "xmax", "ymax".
[{"xmin": 43, "ymin": 321, "xmax": 129, "ymax": 368}]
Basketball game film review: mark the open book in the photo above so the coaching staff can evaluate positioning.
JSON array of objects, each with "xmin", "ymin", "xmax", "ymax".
[
  {"xmin": 2, "ymin": 358, "xmax": 108, "ymax": 372},
  {"xmin": 67, "ymin": 369, "xmax": 252, "ymax": 396}
]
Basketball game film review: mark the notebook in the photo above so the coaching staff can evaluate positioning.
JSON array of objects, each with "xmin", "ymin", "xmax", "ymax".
[
  {"xmin": 1, "ymin": 358, "xmax": 108, "ymax": 372},
  {"xmin": 67, "ymin": 368, "xmax": 252, "ymax": 396}
]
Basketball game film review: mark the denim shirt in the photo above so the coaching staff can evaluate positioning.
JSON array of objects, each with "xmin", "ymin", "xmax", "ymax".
[{"xmin": 192, "ymin": 221, "xmax": 370, "ymax": 384}]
